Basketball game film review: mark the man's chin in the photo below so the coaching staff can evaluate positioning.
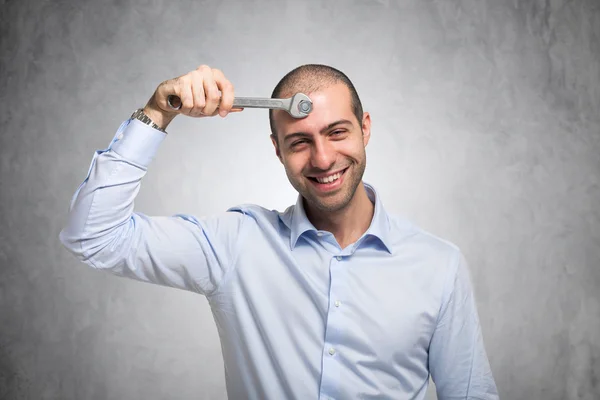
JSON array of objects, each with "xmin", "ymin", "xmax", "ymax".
[{"xmin": 305, "ymin": 192, "xmax": 351, "ymax": 213}]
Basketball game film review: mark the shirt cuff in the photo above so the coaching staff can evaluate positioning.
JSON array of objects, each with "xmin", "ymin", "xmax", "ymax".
[{"xmin": 110, "ymin": 118, "xmax": 167, "ymax": 167}]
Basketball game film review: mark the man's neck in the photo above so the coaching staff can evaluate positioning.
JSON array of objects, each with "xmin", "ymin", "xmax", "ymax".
[{"xmin": 304, "ymin": 183, "xmax": 375, "ymax": 249}]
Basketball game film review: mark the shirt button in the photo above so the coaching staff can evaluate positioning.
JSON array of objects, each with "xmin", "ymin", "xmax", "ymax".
[
  {"xmin": 117, "ymin": 133, "xmax": 124, "ymax": 140},
  {"xmin": 334, "ymin": 300, "xmax": 341, "ymax": 307},
  {"xmin": 335, "ymin": 256, "xmax": 342, "ymax": 261},
  {"xmin": 317, "ymin": 232, "xmax": 324, "ymax": 236},
  {"xmin": 328, "ymin": 348, "xmax": 336, "ymax": 355}
]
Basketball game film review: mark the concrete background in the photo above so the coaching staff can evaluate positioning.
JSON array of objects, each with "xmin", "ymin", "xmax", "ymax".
[{"xmin": 1, "ymin": 0, "xmax": 599, "ymax": 399}]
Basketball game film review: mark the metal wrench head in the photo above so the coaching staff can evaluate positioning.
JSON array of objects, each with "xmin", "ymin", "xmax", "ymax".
[{"xmin": 288, "ymin": 93, "xmax": 313, "ymax": 118}]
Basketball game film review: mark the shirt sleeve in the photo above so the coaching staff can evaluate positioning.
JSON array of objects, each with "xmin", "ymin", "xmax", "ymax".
[
  {"xmin": 428, "ymin": 250, "xmax": 500, "ymax": 400},
  {"xmin": 58, "ymin": 118, "xmax": 247, "ymax": 296}
]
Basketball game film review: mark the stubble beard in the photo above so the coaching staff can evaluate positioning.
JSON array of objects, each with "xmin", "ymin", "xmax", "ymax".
[{"xmin": 289, "ymin": 154, "xmax": 367, "ymax": 214}]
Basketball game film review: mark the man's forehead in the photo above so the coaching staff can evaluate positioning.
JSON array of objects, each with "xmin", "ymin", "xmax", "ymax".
[
  {"xmin": 274, "ymin": 84, "xmax": 354, "ymax": 135},
  {"xmin": 278, "ymin": 81, "xmax": 348, "ymax": 101}
]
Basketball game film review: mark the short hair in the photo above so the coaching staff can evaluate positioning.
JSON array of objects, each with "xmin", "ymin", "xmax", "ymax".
[{"xmin": 268, "ymin": 64, "xmax": 364, "ymax": 142}]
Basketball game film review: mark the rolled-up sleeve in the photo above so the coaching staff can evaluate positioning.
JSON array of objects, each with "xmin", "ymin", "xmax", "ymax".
[
  {"xmin": 59, "ymin": 119, "xmax": 246, "ymax": 295},
  {"xmin": 429, "ymin": 251, "xmax": 499, "ymax": 399}
]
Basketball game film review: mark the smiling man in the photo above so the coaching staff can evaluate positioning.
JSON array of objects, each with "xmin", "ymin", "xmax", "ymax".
[
  {"xmin": 59, "ymin": 64, "xmax": 499, "ymax": 399},
  {"xmin": 270, "ymin": 74, "xmax": 373, "ymax": 250}
]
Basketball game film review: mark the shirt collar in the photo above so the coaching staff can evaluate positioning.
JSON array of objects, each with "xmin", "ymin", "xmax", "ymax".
[{"xmin": 279, "ymin": 182, "xmax": 393, "ymax": 253}]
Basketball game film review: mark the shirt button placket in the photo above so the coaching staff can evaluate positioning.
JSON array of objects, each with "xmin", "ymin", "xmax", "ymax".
[
  {"xmin": 320, "ymin": 254, "xmax": 345, "ymax": 398},
  {"xmin": 332, "ymin": 256, "xmax": 343, "ymax": 311}
]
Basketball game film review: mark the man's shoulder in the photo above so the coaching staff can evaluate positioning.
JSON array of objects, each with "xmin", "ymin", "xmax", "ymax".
[
  {"xmin": 226, "ymin": 202, "xmax": 292, "ymax": 226},
  {"xmin": 386, "ymin": 213, "xmax": 461, "ymax": 259}
]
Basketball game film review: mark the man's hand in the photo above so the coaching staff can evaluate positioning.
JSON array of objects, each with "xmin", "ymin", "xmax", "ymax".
[{"xmin": 143, "ymin": 65, "xmax": 243, "ymax": 130}]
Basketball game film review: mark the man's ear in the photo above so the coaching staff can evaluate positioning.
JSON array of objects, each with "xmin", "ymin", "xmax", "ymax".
[
  {"xmin": 361, "ymin": 112, "xmax": 372, "ymax": 147},
  {"xmin": 271, "ymin": 134, "xmax": 283, "ymax": 163}
]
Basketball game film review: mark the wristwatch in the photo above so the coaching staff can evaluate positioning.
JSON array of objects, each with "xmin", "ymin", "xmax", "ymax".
[{"xmin": 130, "ymin": 108, "xmax": 167, "ymax": 133}]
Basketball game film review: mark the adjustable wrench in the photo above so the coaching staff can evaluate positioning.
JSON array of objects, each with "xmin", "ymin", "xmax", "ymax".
[{"xmin": 166, "ymin": 93, "xmax": 313, "ymax": 119}]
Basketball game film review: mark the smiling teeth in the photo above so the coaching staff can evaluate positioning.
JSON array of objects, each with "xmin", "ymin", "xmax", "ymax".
[{"xmin": 316, "ymin": 171, "xmax": 342, "ymax": 184}]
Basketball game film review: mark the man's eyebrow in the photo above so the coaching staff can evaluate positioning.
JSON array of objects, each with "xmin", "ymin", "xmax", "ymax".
[{"xmin": 283, "ymin": 119, "xmax": 354, "ymax": 143}]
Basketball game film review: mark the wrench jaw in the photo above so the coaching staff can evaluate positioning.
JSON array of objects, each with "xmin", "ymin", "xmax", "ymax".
[{"xmin": 289, "ymin": 93, "xmax": 313, "ymax": 119}]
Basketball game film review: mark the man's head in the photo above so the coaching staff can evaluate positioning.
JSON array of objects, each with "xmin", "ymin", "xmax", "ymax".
[{"xmin": 269, "ymin": 64, "xmax": 372, "ymax": 214}]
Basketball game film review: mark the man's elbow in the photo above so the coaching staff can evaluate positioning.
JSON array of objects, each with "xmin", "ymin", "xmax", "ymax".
[
  {"xmin": 58, "ymin": 226, "xmax": 121, "ymax": 269},
  {"xmin": 59, "ymin": 227, "xmax": 82, "ymax": 255}
]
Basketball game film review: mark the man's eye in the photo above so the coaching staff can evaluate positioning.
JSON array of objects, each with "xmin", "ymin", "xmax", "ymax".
[
  {"xmin": 291, "ymin": 140, "xmax": 308, "ymax": 147},
  {"xmin": 331, "ymin": 130, "xmax": 346, "ymax": 136}
]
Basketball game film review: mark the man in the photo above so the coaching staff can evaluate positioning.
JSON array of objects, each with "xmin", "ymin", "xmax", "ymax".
[{"xmin": 59, "ymin": 64, "xmax": 499, "ymax": 399}]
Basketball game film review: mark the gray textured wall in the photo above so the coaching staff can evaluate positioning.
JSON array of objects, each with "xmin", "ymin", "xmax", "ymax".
[{"xmin": 1, "ymin": 0, "xmax": 599, "ymax": 399}]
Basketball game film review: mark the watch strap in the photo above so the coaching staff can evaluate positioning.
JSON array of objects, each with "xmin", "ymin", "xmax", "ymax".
[{"xmin": 130, "ymin": 108, "xmax": 167, "ymax": 134}]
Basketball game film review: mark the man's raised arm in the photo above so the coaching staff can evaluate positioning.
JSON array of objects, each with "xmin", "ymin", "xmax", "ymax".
[{"xmin": 59, "ymin": 65, "xmax": 246, "ymax": 295}]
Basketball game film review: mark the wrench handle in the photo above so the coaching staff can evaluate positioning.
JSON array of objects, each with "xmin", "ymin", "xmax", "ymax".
[
  {"xmin": 232, "ymin": 97, "xmax": 286, "ymax": 109},
  {"xmin": 166, "ymin": 95, "xmax": 288, "ymax": 111}
]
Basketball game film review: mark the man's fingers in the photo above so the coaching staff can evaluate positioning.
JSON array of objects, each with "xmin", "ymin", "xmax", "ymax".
[
  {"xmin": 178, "ymin": 76, "xmax": 194, "ymax": 115},
  {"xmin": 151, "ymin": 65, "xmax": 243, "ymax": 120},
  {"xmin": 213, "ymin": 69, "xmax": 235, "ymax": 118},
  {"xmin": 190, "ymin": 70, "xmax": 206, "ymax": 117},
  {"xmin": 201, "ymin": 68, "xmax": 220, "ymax": 116}
]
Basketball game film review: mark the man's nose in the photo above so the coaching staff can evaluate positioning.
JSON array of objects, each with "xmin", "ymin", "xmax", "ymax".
[{"xmin": 310, "ymin": 139, "xmax": 336, "ymax": 171}]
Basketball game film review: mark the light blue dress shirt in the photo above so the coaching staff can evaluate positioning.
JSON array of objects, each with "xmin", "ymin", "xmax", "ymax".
[{"xmin": 59, "ymin": 118, "xmax": 499, "ymax": 400}]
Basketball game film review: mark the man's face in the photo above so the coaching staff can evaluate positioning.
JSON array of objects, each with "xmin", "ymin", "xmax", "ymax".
[{"xmin": 271, "ymin": 83, "xmax": 371, "ymax": 213}]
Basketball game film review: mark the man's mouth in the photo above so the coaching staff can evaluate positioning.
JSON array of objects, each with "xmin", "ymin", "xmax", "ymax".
[{"xmin": 307, "ymin": 167, "xmax": 348, "ymax": 184}]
